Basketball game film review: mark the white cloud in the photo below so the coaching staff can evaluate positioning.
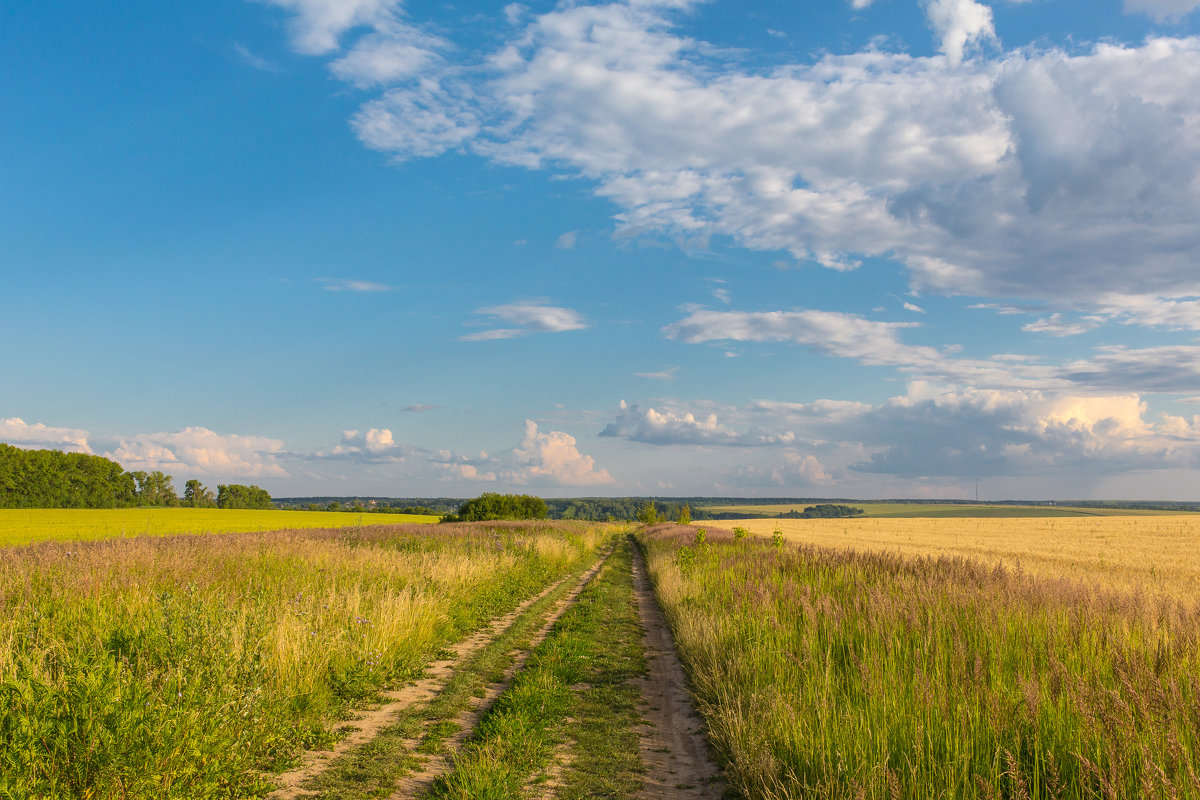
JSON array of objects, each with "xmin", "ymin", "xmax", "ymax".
[
  {"xmin": 257, "ymin": 0, "xmax": 399, "ymax": 55},
  {"xmin": 922, "ymin": 0, "xmax": 996, "ymax": 67},
  {"xmin": 258, "ymin": 0, "xmax": 1200, "ymax": 326},
  {"xmin": 1021, "ymin": 313, "xmax": 1094, "ymax": 337},
  {"xmin": 330, "ymin": 21, "xmax": 444, "ymax": 87},
  {"xmin": 555, "ymin": 230, "xmax": 578, "ymax": 249},
  {"xmin": 233, "ymin": 42, "xmax": 283, "ymax": 72},
  {"xmin": 512, "ymin": 419, "xmax": 614, "ymax": 486},
  {"xmin": 0, "ymin": 417, "xmax": 91, "ymax": 453},
  {"xmin": 1124, "ymin": 0, "xmax": 1200, "ymax": 22},
  {"xmin": 318, "ymin": 277, "xmax": 396, "ymax": 291},
  {"xmin": 461, "ymin": 301, "xmax": 588, "ymax": 341},
  {"xmin": 903, "ymin": 302, "xmax": 926, "ymax": 314},
  {"xmin": 599, "ymin": 385, "xmax": 1200, "ymax": 480},
  {"xmin": 635, "ymin": 366, "xmax": 680, "ymax": 380},
  {"xmin": 105, "ymin": 427, "xmax": 288, "ymax": 478}
]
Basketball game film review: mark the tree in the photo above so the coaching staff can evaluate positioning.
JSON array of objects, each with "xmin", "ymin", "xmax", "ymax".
[
  {"xmin": 638, "ymin": 500, "xmax": 658, "ymax": 525},
  {"xmin": 217, "ymin": 484, "xmax": 273, "ymax": 510},
  {"xmin": 132, "ymin": 471, "xmax": 179, "ymax": 507},
  {"xmin": 444, "ymin": 493, "xmax": 549, "ymax": 522},
  {"xmin": 677, "ymin": 503, "xmax": 692, "ymax": 524},
  {"xmin": 183, "ymin": 479, "xmax": 215, "ymax": 508}
]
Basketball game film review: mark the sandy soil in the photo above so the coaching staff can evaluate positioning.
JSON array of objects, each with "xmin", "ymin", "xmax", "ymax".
[
  {"xmin": 631, "ymin": 545, "xmax": 726, "ymax": 800},
  {"xmin": 385, "ymin": 548, "xmax": 615, "ymax": 799},
  {"xmin": 266, "ymin": 561, "xmax": 593, "ymax": 799}
]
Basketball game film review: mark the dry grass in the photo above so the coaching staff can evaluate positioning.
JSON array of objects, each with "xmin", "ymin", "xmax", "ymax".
[{"xmin": 704, "ymin": 515, "xmax": 1200, "ymax": 598}]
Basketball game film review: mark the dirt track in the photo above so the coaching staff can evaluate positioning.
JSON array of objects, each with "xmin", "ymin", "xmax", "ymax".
[{"xmin": 631, "ymin": 544, "xmax": 726, "ymax": 800}]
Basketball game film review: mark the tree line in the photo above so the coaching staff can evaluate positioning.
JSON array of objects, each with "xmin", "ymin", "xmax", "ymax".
[{"xmin": 0, "ymin": 444, "xmax": 272, "ymax": 510}]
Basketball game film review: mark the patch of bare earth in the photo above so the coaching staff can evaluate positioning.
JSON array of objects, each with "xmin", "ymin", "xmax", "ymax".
[
  {"xmin": 632, "ymin": 545, "xmax": 726, "ymax": 800},
  {"xmin": 385, "ymin": 549, "xmax": 615, "ymax": 799},
  {"xmin": 265, "ymin": 564, "xmax": 589, "ymax": 800}
]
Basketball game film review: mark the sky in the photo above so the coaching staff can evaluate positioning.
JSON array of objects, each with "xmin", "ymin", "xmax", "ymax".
[{"xmin": 4, "ymin": 0, "xmax": 1200, "ymax": 500}]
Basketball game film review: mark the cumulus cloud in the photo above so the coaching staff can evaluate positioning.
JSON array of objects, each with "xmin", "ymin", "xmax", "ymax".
[
  {"xmin": 922, "ymin": 0, "xmax": 996, "ymax": 67},
  {"xmin": 260, "ymin": 0, "xmax": 1200, "ymax": 325},
  {"xmin": 0, "ymin": 417, "xmax": 91, "ymax": 453},
  {"xmin": 104, "ymin": 427, "xmax": 288, "ymax": 478},
  {"xmin": 461, "ymin": 301, "xmax": 588, "ymax": 341},
  {"xmin": 600, "ymin": 384, "xmax": 1200, "ymax": 481},
  {"xmin": 555, "ymin": 230, "xmax": 577, "ymax": 250},
  {"xmin": 513, "ymin": 420, "xmax": 614, "ymax": 486}
]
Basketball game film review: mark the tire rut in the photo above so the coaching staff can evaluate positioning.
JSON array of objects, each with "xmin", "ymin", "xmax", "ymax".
[
  {"xmin": 386, "ymin": 547, "xmax": 616, "ymax": 800},
  {"xmin": 631, "ymin": 543, "xmax": 726, "ymax": 800},
  {"xmin": 265, "ymin": 559, "xmax": 598, "ymax": 800}
]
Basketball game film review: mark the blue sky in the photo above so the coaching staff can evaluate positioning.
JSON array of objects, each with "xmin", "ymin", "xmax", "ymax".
[{"xmin": 4, "ymin": 0, "xmax": 1200, "ymax": 499}]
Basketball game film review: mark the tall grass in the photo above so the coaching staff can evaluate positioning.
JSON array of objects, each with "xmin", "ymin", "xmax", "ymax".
[
  {"xmin": 641, "ymin": 524, "xmax": 1200, "ymax": 799},
  {"xmin": 0, "ymin": 522, "xmax": 605, "ymax": 798}
]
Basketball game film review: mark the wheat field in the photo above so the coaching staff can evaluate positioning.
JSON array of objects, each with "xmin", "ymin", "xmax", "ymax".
[{"xmin": 700, "ymin": 515, "xmax": 1200, "ymax": 598}]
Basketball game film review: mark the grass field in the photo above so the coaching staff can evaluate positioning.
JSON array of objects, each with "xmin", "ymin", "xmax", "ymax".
[
  {"xmin": 641, "ymin": 523, "xmax": 1200, "ymax": 799},
  {"xmin": 699, "ymin": 502, "xmax": 1175, "ymax": 518},
  {"xmin": 700, "ymin": 515, "xmax": 1200, "ymax": 597},
  {"xmin": 0, "ymin": 507, "xmax": 440, "ymax": 547},
  {"xmin": 0, "ymin": 521, "xmax": 606, "ymax": 798}
]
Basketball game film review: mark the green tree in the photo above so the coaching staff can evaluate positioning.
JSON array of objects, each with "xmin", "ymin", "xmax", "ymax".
[
  {"xmin": 444, "ymin": 493, "xmax": 549, "ymax": 522},
  {"xmin": 217, "ymin": 484, "xmax": 273, "ymax": 510},
  {"xmin": 677, "ymin": 503, "xmax": 692, "ymax": 524},
  {"xmin": 182, "ymin": 479, "xmax": 215, "ymax": 508},
  {"xmin": 638, "ymin": 500, "xmax": 658, "ymax": 525}
]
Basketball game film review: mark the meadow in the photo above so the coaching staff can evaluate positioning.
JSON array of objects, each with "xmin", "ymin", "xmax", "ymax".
[
  {"xmin": 640, "ymin": 523, "xmax": 1200, "ymax": 799},
  {"xmin": 705, "ymin": 515, "xmax": 1200, "ymax": 597},
  {"xmin": 0, "ymin": 521, "xmax": 605, "ymax": 798},
  {"xmin": 0, "ymin": 507, "xmax": 439, "ymax": 547}
]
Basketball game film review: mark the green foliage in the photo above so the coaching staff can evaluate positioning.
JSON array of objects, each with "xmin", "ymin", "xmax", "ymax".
[
  {"xmin": 693, "ymin": 527, "xmax": 706, "ymax": 546},
  {"xmin": 443, "ymin": 493, "xmax": 549, "ymax": 523},
  {"xmin": 216, "ymin": 483, "xmax": 273, "ymax": 510},
  {"xmin": 637, "ymin": 500, "xmax": 658, "ymax": 525},
  {"xmin": 0, "ymin": 444, "xmax": 136, "ymax": 509},
  {"xmin": 182, "ymin": 479, "xmax": 215, "ymax": 508},
  {"xmin": 732, "ymin": 526, "xmax": 749, "ymax": 541},
  {"xmin": 130, "ymin": 471, "xmax": 179, "ymax": 507},
  {"xmin": 677, "ymin": 503, "xmax": 692, "ymax": 524},
  {"xmin": 778, "ymin": 503, "xmax": 864, "ymax": 519},
  {"xmin": 772, "ymin": 529, "xmax": 784, "ymax": 548}
]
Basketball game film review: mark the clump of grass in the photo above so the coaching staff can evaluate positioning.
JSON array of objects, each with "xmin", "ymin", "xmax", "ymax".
[
  {"xmin": 641, "ymin": 524, "xmax": 1200, "ymax": 799},
  {"xmin": 0, "ymin": 522, "xmax": 606, "ymax": 798}
]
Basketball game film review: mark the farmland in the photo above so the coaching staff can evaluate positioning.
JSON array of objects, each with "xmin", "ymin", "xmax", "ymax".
[
  {"xmin": 697, "ymin": 501, "xmax": 1175, "ymax": 518},
  {"xmin": 641, "ymin": 522, "xmax": 1200, "ymax": 799},
  {"xmin": 3, "ymin": 510, "xmax": 1199, "ymax": 798},
  {"xmin": 0, "ymin": 508, "xmax": 439, "ymax": 547},
  {"xmin": 700, "ymin": 515, "xmax": 1200, "ymax": 597},
  {"xmin": 0, "ymin": 521, "xmax": 606, "ymax": 797}
]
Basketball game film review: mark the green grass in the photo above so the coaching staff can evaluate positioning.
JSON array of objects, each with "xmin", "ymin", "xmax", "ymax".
[
  {"xmin": 0, "ymin": 507, "xmax": 440, "ymax": 547},
  {"xmin": 0, "ymin": 523, "xmax": 604, "ymax": 798},
  {"xmin": 426, "ymin": 534, "xmax": 647, "ymax": 800},
  {"xmin": 698, "ymin": 502, "xmax": 1175, "ymax": 518},
  {"xmin": 641, "ymin": 524, "xmax": 1200, "ymax": 799}
]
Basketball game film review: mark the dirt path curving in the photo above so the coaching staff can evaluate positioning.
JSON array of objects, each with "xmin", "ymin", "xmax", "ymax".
[
  {"xmin": 631, "ymin": 544, "xmax": 726, "ymax": 800},
  {"xmin": 385, "ymin": 547, "xmax": 616, "ymax": 799},
  {"xmin": 266, "ymin": 558, "xmax": 600, "ymax": 800}
]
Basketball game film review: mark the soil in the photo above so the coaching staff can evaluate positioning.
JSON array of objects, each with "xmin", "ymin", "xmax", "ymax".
[
  {"xmin": 631, "ymin": 545, "xmax": 727, "ymax": 800},
  {"xmin": 265, "ymin": 562, "xmax": 593, "ymax": 799}
]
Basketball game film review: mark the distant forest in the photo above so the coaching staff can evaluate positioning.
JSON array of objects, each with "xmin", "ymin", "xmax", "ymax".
[{"xmin": 0, "ymin": 444, "xmax": 272, "ymax": 510}]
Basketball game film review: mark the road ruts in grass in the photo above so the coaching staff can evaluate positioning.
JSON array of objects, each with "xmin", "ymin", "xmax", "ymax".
[
  {"xmin": 266, "ymin": 564, "xmax": 593, "ymax": 799},
  {"xmin": 288, "ymin": 545, "xmax": 615, "ymax": 799},
  {"xmin": 630, "ymin": 541, "xmax": 727, "ymax": 800},
  {"xmin": 422, "ymin": 535, "xmax": 651, "ymax": 800}
]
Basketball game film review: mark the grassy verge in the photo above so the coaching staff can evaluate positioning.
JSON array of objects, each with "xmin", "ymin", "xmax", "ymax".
[
  {"xmin": 301, "ymin": 547, "xmax": 608, "ymax": 799},
  {"xmin": 641, "ymin": 523, "xmax": 1200, "ymax": 800},
  {"xmin": 424, "ymin": 534, "xmax": 646, "ymax": 800},
  {"xmin": 0, "ymin": 522, "xmax": 605, "ymax": 799}
]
